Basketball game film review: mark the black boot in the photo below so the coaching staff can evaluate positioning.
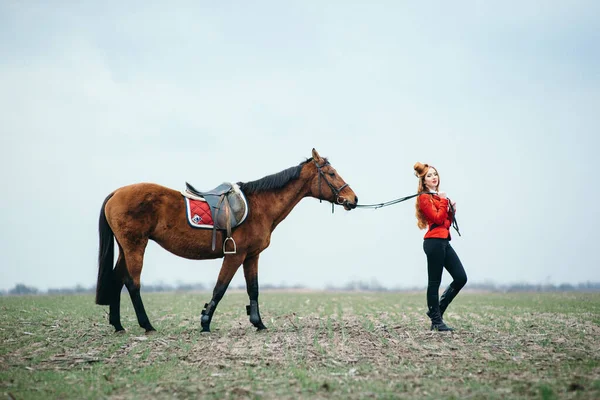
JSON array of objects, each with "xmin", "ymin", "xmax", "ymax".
[
  {"xmin": 427, "ymin": 305, "xmax": 453, "ymax": 332},
  {"xmin": 439, "ymin": 286, "xmax": 458, "ymax": 318}
]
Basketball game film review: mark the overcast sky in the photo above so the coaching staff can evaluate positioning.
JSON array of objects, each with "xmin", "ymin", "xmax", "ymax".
[{"xmin": 1, "ymin": 1, "xmax": 599, "ymax": 292}]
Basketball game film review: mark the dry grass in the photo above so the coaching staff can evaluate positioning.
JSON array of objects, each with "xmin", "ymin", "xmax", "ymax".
[{"xmin": 1, "ymin": 291, "xmax": 599, "ymax": 399}]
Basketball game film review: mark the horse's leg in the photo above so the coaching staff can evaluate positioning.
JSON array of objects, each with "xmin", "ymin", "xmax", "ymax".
[
  {"xmin": 123, "ymin": 240, "xmax": 155, "ymax": 332},
  {"xmin": 243, "ymin": 254, "xmax": 267, "ymax": 331},
  {"xmin": 109, "ymin": 251, "xmax": 127, "ymax": 332},
  {"xmin": 124, "ymin": 278, "xmax": 155, "ymax": 332},
  {"xmin": 201, "ymin": 254, "xmax": 245, "ymax": 332}
]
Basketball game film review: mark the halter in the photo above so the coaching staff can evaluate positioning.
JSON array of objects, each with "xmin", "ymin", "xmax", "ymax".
[{"xmin": 314, "ymin": 159, "xmax": 349, "ymax": 213}]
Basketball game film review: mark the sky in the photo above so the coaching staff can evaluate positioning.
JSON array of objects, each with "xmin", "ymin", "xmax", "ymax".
[{"xmin": 1, "ymin": 1, "xmax": 599, "ymax": 293}]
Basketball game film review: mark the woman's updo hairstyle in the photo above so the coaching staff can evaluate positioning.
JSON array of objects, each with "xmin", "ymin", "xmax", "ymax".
[
  {"xmin": 414, "ymin": 162, "xmax": 429, "ymax": 180},
  {"xmin": 413, "ymin": 162, "xmax": 439, "ymax": 230}
]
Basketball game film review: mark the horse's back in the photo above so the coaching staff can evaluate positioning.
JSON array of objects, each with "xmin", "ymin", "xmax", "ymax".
[
  {"xmin": 105, "ymin": 183, "xmax": 182, "ymax": 225},
  {"xmin": 114, "ymin": 182, "xmax": 177, "ymax": 196}
]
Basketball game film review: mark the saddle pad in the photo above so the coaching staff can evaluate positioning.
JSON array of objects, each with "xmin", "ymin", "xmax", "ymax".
[{"xmin": 184, "ymin": 198, "xmax": 215, "ymax": 228}]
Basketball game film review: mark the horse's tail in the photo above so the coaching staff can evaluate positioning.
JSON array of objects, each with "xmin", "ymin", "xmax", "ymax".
[{"xmin": 96, "ymin": 192, "xmax": 116, "ymax": 305}]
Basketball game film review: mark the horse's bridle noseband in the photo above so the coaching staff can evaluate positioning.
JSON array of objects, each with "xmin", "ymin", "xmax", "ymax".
[{"xmin": 314, "ymin": 159, "xmax": 349, "ymax": 212}]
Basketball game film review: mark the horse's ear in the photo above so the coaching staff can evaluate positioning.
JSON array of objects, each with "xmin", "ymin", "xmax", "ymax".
[{"xmin": 312, "ymin": 148, "xmax": 322, "ymax": 161}]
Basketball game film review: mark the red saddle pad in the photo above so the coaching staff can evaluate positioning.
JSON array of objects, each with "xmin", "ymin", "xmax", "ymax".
[{"xmin": 184, "ymin": 198, "xmax": 214, "ymax": 228}]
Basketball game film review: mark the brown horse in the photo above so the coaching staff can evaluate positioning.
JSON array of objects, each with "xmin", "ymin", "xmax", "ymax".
[{"xmin": 96, "ymin": 149, "xmax": 358, "ymax": 333}]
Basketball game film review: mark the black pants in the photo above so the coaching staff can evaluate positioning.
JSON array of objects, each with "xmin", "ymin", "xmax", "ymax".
[{"xmin": 423, "ymin": 238, "xmax": 467, "ymax": 310}]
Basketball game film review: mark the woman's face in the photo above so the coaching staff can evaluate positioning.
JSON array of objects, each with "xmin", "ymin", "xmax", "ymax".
[{"xmin": 423, "ymin": 167, "xmax": 439, "ymax": 191}]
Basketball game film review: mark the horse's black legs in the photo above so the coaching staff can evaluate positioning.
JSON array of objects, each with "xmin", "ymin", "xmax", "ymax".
[
  {"xmin": 243, "ymin": 254, "xmax": 267, "ymax": 331},
  {"xmin": 118, "ymin": 239, "xmax": 155, "ymax": 332},
  {"xmin": 200, "ymin": 299, "xmax": 217, "ymax": 332},
  {"xmin": 246, "ymin": 300, "xmax": 266, "ymax": 330},
  {"xmin": 201, "ymin": 254, "xmax": 244, "ymax": 332},
  {"xmin": 201, "ymin": 283, "xmax": 232, "ymax": 332},
  {"xmin": 125, "ymin": 278, "xmax": 155, "ymax": 332},
  {"xmin": 109, "ymin": 255, "xmax": 126, "ymax": 332},
  {"xmin": 109, "ymin": 283, "xmax": 124, "ymax": 332}
]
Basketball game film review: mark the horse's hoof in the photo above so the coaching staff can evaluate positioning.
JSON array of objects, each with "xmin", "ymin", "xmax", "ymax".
[
  {"xmin": 114, "ymin": 329, "xmax": 126, "ymax": 334},
  {"xmin": 201, "ymin": 328, "xmax": 211, "ymax": 333},
  {"xmin": 145, "ymin": 329, "xmax": 156, "ymax": 335},
  {"xmin": 255, "ymin": 324, "xmax": 268, "ymax": 331}
]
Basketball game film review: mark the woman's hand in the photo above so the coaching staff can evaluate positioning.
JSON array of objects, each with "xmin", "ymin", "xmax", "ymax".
[
  {"xmin": 438, "ymin": 191, "xmax": 447, "ymax": 199},
  {"xmin": 451, "ymin": 200, "xmax": 457, "ymax": 212}
]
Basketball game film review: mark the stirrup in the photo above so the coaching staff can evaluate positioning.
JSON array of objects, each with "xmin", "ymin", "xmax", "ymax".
[{"xmin": 223, "ymin": 237, "xmax": 237, "ymax": 254}]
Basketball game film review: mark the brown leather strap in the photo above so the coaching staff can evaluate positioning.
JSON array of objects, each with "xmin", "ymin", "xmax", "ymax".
[
  {"xmin": 211, "ymin": 195, "xmax": 226, "ymax": 251},
  {"xmin": 224, "ymin": 195, "xmax": 232, "ymax": 240}
]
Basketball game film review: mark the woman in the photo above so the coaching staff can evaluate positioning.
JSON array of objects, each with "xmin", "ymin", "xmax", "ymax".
[{"xmin": 414, "ymin": 162, "xmax": 467, "ymax": 331}]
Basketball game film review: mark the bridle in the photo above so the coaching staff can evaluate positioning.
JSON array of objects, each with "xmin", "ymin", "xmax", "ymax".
[{"xmin": 314, "ymin": 159, "xmax": 349, "ymax": 213}]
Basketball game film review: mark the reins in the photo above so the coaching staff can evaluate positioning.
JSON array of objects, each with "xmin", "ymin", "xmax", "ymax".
[
  {"xmin": 356, "ymin": 192, "xmax": 461, "ymax": 236},
  {"xmin": 448, "ymin": 201, "xmax": 461, "ymax": 236},
  {"xmin": 355, "ymin": 192, "xmax": 423, "ymax": 209}
]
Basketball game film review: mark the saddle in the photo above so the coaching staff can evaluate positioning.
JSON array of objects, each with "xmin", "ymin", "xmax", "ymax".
[{"xmin": 184, "ymin": 182, "xmax": 249, "ymax": 254}]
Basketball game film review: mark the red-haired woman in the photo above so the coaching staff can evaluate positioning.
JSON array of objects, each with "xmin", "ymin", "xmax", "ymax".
[{"xmin": 414, "ymin": 162, "xmax": 467, "ymax": 331}]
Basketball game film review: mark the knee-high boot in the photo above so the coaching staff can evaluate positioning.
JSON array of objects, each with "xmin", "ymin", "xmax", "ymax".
[
  {"xmin": 426, "ymin": 292, "xmax": 453, "ymax": 332},
  {"xmin": 439, "ymin": 286, "xmax": 458, "ymax": 318},
  {"xmin": 427, "ymin": 304, "xmax": 453, "ymax": 331}
]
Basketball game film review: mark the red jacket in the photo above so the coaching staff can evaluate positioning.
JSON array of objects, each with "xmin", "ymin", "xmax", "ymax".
[{"xmin": 418, "ymin": 193, "xmax": 453, "ymax": 239}]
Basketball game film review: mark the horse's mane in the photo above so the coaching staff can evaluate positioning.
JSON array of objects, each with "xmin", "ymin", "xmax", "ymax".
[{"xmin": 238, "ymin": 157, "xmax": 326, "ymax": 194}]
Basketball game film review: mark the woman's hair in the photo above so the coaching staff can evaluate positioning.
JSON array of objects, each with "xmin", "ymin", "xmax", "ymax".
[{"xmin": 413, "ymin": 162, "xmax": 439, "ymax": 230}]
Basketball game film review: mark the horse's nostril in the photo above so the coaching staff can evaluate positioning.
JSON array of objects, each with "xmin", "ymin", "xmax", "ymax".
[{"xmin": 354, "ymin": 196, "xmax": 358, "ymax": 203}]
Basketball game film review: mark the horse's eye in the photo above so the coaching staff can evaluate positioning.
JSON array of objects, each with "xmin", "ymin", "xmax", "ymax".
[{"xmin": 329, "ymin": 172, "xmax": 335, "ymax": 177}]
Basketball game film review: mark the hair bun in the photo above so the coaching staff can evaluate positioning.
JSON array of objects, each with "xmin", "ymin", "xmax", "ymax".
[{"xmin": 414, "ymin": 162, "xmax": 428, "ymax": 177}]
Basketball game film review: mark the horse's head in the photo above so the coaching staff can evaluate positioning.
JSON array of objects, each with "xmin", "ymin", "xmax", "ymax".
[{"xmin": 309, "ymin": 148, "xmax": 358, "ymax": 210}]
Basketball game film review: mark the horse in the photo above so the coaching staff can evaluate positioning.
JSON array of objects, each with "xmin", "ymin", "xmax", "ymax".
[{"xmin": 95, "ymin": 148, "xmax": 358, "ymax": 333}]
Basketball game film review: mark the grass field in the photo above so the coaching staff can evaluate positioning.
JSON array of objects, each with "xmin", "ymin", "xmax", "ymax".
[{"xmin": 1, "ymin": 291, "xmax": 599, "ymax": 399}]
